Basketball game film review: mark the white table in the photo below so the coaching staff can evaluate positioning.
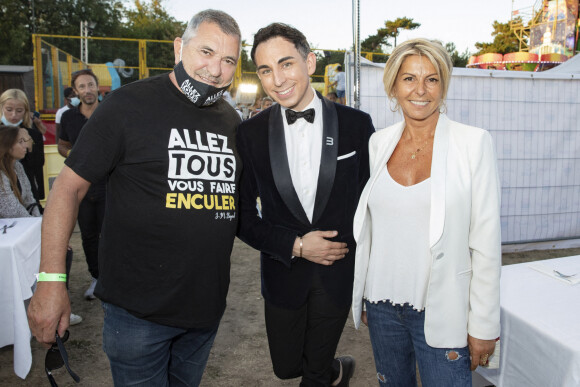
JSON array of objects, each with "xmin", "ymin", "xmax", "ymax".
[
  {"xmin": 0, "ymin": 217, "xmax": 42, "ymax": 379},
  {"xmin": 476, "ymin": 256, "xmax": 580, "ymax": 386}
]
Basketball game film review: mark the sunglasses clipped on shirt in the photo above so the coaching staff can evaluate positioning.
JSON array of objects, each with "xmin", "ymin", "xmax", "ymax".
[{"xmin": 45, "ymin": 330, "xmax": 80, "ymax": 386}]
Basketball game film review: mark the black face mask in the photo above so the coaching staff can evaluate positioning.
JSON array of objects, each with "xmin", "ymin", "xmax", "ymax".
[{"xmin": 173, "ymin": 61, "xmax": 229, "ymax": 107}]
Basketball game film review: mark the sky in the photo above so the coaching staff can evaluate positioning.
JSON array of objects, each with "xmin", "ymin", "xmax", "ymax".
[{"xmin": 164, "ymin": 0, "xmax": 533, "ymax": 54}]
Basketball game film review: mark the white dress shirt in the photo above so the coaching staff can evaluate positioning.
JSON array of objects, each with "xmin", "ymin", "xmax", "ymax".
[{"xmin": 281, "ymin": 90, "xmax": 322, "ymax": 223}]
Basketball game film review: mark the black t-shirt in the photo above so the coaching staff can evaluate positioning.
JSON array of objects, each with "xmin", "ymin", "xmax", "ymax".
[
  {"xmin": 60, "ymin": 106, "xmax": 87, "ymax": 144},
  {"xmin": 65, "ymin": 74, "xmax": 242, "ymax": 328},
  {"xmin": 60, "ymin": 105, "xmax": 106, "ymax": 198}
]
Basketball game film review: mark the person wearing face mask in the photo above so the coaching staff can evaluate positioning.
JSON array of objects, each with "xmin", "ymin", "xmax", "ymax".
[
  {"xmin": 58, "ymin": 69, "xmax": 106, "ymax": 302},
  {"xmin": 0, "ymin": 89, "xmax": 45, "ymax": 205},
  {"xmin": 54, "ymin": 87, "xmax": 78, "ymax": 140},
  {"xmin": 28, "ymin": 9, "xmax": 242, "ymax": 386},
  {"xmin": 0, "ymin": 125, "xmax": 40, "ymax": 218}
]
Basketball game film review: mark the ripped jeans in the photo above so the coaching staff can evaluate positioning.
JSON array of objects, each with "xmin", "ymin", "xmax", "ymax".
[{"xmin": 365, "ymin": 300, "xmax": 471, "ymax": 387}]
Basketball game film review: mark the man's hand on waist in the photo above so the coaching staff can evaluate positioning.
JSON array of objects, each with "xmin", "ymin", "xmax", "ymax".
[{"xmin": 292, "ymin": 230, "xmax": 348, "ymax": 266}]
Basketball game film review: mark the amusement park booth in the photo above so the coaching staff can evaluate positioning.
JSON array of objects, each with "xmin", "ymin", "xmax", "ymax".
[{"xmin": 469, "ymin": 0, "xmax": 579, "ymax": 71}]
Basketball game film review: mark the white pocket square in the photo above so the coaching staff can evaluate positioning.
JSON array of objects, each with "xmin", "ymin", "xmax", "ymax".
[{"xmin": 337, "ymin": 151, "xmax": 356, "ymax": 161}]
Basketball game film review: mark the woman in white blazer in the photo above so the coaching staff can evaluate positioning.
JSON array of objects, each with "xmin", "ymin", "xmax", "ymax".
[{"xmin": 351, "ymin": 39, "xmax": 501, "ymax": 386}]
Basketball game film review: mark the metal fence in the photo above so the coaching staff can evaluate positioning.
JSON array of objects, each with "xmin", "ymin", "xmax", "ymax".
[
  {"xmin": 32, "ymin": 33, "xmax": 388, "ymax": 112},
  {"xmin": 351, "ymin": 56, "xmax": 580, "ymax": 245},
  {"xmin": 33, "ymin": 34, "xmax": 180, "ymax": 111}
]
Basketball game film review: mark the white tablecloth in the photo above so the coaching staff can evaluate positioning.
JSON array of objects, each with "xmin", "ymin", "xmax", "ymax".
[
  {"xmin": 477, "ymin": 256, "xmax": 580, "ymax": 386},
  {"xmin": 0, "ymin": 217, "xmax": 42, "ymax": 379}
]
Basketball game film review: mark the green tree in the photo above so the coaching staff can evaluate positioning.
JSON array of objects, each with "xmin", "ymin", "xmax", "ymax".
[
  {"xmin": 123, "ymin": 0, "xmax": 184, "ymax": 41},
  {"xmin": 474, "ymin": 20, "xmax": 520, "ymax": 55},
  {"xmin": 122, "ymin": 0, "xmax": 185, "ymax": 70},
  {"xmin": 0, "ymin": 0, "xmax": 125, "ymax": 65},
  {"xmin": 361, "ymin": 34, "xmax": 390, "ymax": 53},
  {"xmin": 360, "ymin": 17, "xmax": 421, "ymax": 57},
  {"xmin": 0, "ymin": 0, "xmax": 31, "ymax": 65},
  {"xmin": 385, "ymin": 17, "xmax": 421, "ymax": 47},
  {"xmin": 241, "ymin": 41, "xmax": 255, "ymax": 73},
  {"xmin": 313, "ymin": 49, "xmax": 346, "ymax": 80},
  {"xmin": 445, "ymin": 42, "xmax": 470, "ymax": 68}
]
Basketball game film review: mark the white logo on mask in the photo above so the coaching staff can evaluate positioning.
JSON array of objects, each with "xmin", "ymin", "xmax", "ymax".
[{"xmin": 180, "ymin": 79, "xmax": 201, "ymax": 103}]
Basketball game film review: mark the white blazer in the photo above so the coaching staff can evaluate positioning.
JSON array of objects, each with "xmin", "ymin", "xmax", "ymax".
[{"xmin": 352, "ymin": 114, "xmax": 501, "ymax": 348}]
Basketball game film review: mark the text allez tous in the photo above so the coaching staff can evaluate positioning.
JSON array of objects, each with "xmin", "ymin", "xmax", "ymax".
[{"xmin": 166, "ymin": 128, "xmax": 236, "ymax": 213}]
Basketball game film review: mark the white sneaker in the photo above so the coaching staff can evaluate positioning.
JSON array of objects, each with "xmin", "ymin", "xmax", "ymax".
[
  {"xmin": 70, "ymin": 313, "xmax": 83, "ymax": 326},
  {"xmin": 84, "ymin": 277, "xmax": 97, "ymax": 300}
]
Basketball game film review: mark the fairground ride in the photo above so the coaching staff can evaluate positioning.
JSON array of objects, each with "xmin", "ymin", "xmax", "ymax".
[{"xmin": 468, "ymin": 0, "xmax": 579, "ymax": 71}]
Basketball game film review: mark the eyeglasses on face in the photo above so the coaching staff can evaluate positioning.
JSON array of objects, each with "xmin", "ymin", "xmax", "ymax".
[{"xmin": 45, "ymin": 330, "xmax": 80, "ymax": 386}]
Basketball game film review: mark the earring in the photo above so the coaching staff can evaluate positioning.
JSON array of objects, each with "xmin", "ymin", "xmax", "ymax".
[
  {"xmin": 389, "ymin": 99, "xmax": 399, "ymax": 112},
  {"xmin": 439, "ymin": 102, "xmax": 447, "ymax": 114}
]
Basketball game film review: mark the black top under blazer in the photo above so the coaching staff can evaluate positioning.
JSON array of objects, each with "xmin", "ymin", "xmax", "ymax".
[{"xmin": 236, "ymin": 92, "xmax": 375, "ymax": 309}]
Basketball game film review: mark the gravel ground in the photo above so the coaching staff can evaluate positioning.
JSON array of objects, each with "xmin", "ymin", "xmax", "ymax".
[{"xmin": 1, "ymin": 229, "xmax": 579, "ymax": 386}]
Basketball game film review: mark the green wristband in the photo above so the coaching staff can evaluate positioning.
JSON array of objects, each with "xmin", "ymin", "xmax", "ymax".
[{"xmin": 36, "ymin": 272, "xmax": 67, "ymax": 282}]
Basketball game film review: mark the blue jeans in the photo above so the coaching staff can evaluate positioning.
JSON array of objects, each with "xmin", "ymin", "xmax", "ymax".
[
  {"xmin": 365, "ymin": 300, "xmax": 471, "ymax": 387},
  {"xmin": 102, "ymin": 302, "xmax": 219, "ymax": 386}
]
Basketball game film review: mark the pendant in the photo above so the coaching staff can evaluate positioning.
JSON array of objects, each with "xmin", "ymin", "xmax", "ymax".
[{"xmin": 411, "ymin": 147, "xmax": 420, "ymax": 160}]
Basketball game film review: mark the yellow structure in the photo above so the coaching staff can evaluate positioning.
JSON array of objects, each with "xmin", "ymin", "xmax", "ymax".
[
  {"xmin": 33, "ymin": 36, "xmax": 393, "ymax": 200},
  {"xmin": 324, "ymin": 64, "xmax": 340, "ymax": 96},
  {"xmin": 32, "ymin": 34, "xmax": 246, "ymax": 112},
  {"xmin": 40, "ymin": 145, "xmax": 66, "ymax": 206}
]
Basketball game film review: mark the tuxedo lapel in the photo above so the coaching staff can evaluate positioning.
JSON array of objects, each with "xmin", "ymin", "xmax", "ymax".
[
  {"xmin": 312, "ymin": 94, "xmax": 339, "ymax": 224},
  {"xmin": 268, "ymin": 104, "xmax": 311, "ymax": 225}
]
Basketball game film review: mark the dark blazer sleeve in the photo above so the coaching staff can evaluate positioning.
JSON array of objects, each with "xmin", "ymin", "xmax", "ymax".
[{"xmin": 236, "ymin": 124, "xmax": 297, "ymax": 268}]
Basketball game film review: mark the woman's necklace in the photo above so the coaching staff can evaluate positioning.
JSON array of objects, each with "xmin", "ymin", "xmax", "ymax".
[{"xmin": 410, "ymin": 138, "xmax": 429, "ymax": 160}]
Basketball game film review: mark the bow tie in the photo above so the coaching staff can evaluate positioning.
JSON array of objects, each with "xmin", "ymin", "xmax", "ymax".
[{"xmin": 285, "ymin": 108, "xmax": 315, "ymax": 124}]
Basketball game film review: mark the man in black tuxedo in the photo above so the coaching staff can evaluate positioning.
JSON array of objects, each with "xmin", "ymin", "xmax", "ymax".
[{"xmin": 237, "ymin": 23, "xmax": 374, "ymax": 387}]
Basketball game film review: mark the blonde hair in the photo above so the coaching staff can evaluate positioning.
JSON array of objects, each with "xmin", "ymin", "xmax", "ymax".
[
  {"xmin": 0, "ymin": 89, "xmax": 32, "ymax": 128},
  {"xmin": 383, "ymin": 38, "xmax": 453, "ymax": 106}
]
